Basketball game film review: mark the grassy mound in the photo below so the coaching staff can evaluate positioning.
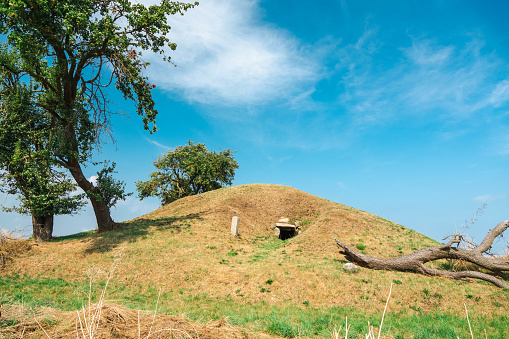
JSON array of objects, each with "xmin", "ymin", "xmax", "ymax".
[{"xmin": 1, "ymin": 184, "xmax": 508, "ymax": 338}]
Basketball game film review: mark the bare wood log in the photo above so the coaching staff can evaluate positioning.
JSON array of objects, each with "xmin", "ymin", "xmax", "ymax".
[
  {"xmin": 334, "ymin": 220, "xmax": 509, "ymax": 289},
  {"xmin": 474, "ymin": 221, "xmax": 509, "ymax": 254}
]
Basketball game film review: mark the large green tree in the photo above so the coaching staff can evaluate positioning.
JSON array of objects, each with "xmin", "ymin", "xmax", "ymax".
[
  {"xmin": 0, "ymin": 0, "xmax": 197, "ymax": 232},
  {"xmin": 0, "ymin": 46, "xmax": 85, "ymax": 241},
  {"xmin": 136, "ymin": 141, "xmax": 239, "ymax": 205}
]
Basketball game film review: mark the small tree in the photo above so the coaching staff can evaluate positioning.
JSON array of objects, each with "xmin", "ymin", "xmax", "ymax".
[{"xmin": 136, "ymin": 141, "xmax": 238, "ymax": 205}]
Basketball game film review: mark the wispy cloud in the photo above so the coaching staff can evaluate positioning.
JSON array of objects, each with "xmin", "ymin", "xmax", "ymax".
[
  {"xmin": 489, "ymin": 80, "xmax": 509, "ymax": 107},
  {"xmin": 405, "ymin": 40, "xmax": 454, "ymax": 66},
  {"xmin": 145, "ymin": 137, "xmax": 171, "ymax": 150},
  {"xmin": 337, "ymin": 34, "xmax": 509, "ymax": 126},
  {"xmin": 472, "ymin": 194, "xmax": 506, "ymax": 203},
  {"xmin": 141, "ymin": 0, "xmax": 323, "ymax": 107}
]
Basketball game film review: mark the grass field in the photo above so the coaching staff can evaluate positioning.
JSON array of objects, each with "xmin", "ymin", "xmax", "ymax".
[{"xmin": 1, "ymin": 184, "xmax": 508, "ymax": 338}]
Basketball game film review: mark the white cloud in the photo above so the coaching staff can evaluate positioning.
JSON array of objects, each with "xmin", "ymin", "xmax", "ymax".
[
  {"xmin": 337, "ymin": 35, "xmax": 507, "ymax": 126},
  {"xmin": 404, "ymin": 40, "xmax": 454, "ymax": 66},
  {"xmin": 145, "ymin": 137, "xmax": 171, "ymax": 150},
  {"xmin": 141, "ymin": 0, "xmax": 322, "ymax": 107},
  {"xmin": 88, "ymin": 175, "xmax": 98, "ymax": 185},
  {"xmin": 472, "ymin": 194, "xmax": 506, "ymax": 203},
  {"xmin": 489, "ymin": 80, "xmax": 509, "ymax": 107}
]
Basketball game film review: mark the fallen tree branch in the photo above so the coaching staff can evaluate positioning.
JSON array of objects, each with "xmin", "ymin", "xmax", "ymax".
[{"xmin": 334, "ymin": 220, "xmax": 509, "ymax": 289}]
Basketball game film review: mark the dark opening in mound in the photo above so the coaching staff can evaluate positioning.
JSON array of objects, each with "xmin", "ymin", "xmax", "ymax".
[{"xmin": 279, "ymin": 229, "xmax": 296, "ymax": 240}]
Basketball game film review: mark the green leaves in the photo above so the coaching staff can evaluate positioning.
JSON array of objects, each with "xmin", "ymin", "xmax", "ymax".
[
  {"xmin": 93, "ymin": 161, "xmax": 132, "ymax": 209},
  {"xmin": 136, "ymin": 141, "xmax": 238, "ymax": 205},
  {"xmin": 0, "ymin": 45, "xmax": 86, "ymax": 218},
  {"xmin": 0, "ymin": 0, "xmax": 198, "ymax": 231},
  {"xmin": 0, "ymin": 0, "xmax": 198, "ymax": 133}
]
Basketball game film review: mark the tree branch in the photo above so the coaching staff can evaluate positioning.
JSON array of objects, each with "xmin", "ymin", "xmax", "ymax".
[
  {"xmin": 475, "ymin": 220, "xmax": 509, "ymax": 254},
  {"xmin": 419, "ymin": 265, "xmax": 509, "ymax": 289},
  {"xmin": 334, "ymin": 225, "xmax": 509, "ymax": 289}
]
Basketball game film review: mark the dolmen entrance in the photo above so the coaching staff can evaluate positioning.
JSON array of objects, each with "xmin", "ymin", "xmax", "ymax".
[{"xmin": 271, "ymin": 218, "xmax": 302, "ymax": 240}]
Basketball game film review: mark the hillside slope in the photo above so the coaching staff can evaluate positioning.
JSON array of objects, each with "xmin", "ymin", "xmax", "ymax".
[{"xmin": 2, "ymin": 184, "xmax": 508, "ymax": 338}]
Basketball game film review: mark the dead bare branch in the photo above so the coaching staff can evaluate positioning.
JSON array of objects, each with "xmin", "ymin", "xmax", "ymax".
[{"xmin": 334, "ymin": 220, "xmax": 509, "ymax": 289}]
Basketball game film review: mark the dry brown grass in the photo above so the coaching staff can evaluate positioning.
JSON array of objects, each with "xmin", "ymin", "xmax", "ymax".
[
  {"xmin": 0, "ymin": 228, "xmax": 36, "ymax": 268},
  {"xmin": 2, "ymin": 184, "xmax": 508, "ymax": 337},
  {"xmin": 0, "ymin": 301, "xmax": 272, "ymax": 338},
  {"xmin": 1, "ymin": 246, "xmax": 276, "ymax": 339}
]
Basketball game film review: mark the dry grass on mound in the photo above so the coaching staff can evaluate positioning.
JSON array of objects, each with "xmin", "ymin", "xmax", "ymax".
[
  {"xmin": 0, "ymin": 302, "xmax": 266, "ymax": 339},
  {"xmin": 0, "ymin": 278, "xmax": 398, "ymax": 339},
  {"xmin": 2, "ymin": 184, "xmax": 507, "ymax": 323},
  {"xmin": 1, "ymin": 248, "xmax": 275, "ymax": 339},
  {"xmin": 0, "ymin": 229, "xmax": 37, "ymax": 268}
]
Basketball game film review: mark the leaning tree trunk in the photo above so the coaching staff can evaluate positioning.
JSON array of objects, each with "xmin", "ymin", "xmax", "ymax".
[
  {"xmin": 32, "ymin": 214, "xmax": 53, "ymax": 242},
  {"xmin": 67, "ymin": 158, "xmax": 115, "ymax": 233},
  {"xmin": 335, "ymin": 220, "xmax": 509, "ymax": 289},
  {"xmin": 60, "ymin": 120, "xmax": 115, "ymax": 233}
]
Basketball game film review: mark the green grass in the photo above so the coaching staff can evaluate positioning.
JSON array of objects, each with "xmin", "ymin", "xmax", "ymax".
[
  {"xmin": 168, "ymin": 300, "xmax": 509, "ymax": 338},
  {"xmin": 3, "ymin": 184, "xmax": 508, "ymax": 338},
  {"xmin": 52, "ymin": 230, "xmax": 96, "ymax": 242},
  {"xmin": 0, "ymin": 274, "xmax": 103, "ymax": 310},
  {"xmin": 356, "ymin": 244, "xmax": 367, "ymax": 250},
  {"xmin": 2, "ymin": 272, "xmax": 508, "ymax": 338}
]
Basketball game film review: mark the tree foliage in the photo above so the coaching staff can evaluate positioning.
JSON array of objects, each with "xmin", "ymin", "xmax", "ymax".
[
  {"xmin": 0, "ymin": 0, "xmax": 198, "ymax": 132},
  {"xmin": 0, "ymin": 46, "xmax": 85, "ymax": 240},
  {"xmin": 136, "ymin": 141, "xmax": 239, "ymax": 205},
  {"xmin": 92, "ymin": 161, "xmax": 132, "ymax": 209},
  {"xmin": 0, "ymin": 0, "xmax": 198, "ymax": 232}
]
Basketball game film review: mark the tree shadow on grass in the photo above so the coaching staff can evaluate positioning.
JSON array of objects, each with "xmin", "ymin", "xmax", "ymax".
[{"xmin": 52, "ymin": 213, "xmax": 203, "ymax": 254}]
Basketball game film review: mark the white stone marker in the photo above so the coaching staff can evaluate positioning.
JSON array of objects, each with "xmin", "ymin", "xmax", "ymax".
[
  {"xmin": 343, "ymin": 262, "xmax": 359, "ymax": 273},
  {"xmin": 231, "ymin": 216, "xmax": 239, "ymax": 236}
]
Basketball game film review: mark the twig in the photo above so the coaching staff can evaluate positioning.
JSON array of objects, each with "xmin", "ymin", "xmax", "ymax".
[
  {"xmin": 461, "ymin": 204, "xmax": 486, "ymax": 235},
  {"xmin": 378, "ymin": 283, "xmax": 392, "ymax": 339},
  {"xmin": 464, "ymin": 304, "xmax": 474, "ymax": 339},
  {"xmin": 148, "ymin": 288, "xmax": 162, "ymax": 338},
  {"xmin": 31, "ymin": 308, "xmax": 51, "ymax": 339},
  {"xmin": 138, "ymin": 310, "xmax": 141, "ymax": 339}
]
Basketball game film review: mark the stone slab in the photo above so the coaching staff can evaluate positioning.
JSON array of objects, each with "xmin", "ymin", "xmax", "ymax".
[
  {"xmin": 231, "ymin": 216, "xmax": 239, "ymax": 236},
  {"xmin": 275, "ymin": 223, "xmax": 296, "ymax": 230}
]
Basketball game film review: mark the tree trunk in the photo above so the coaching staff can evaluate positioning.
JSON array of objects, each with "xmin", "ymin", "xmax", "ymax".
[
  {"xmin": 334, "ymin": 220, "xmax": 509, "ymax": 289},
  {"xmin": 67, "ymin": 159, "xmax": 115, "ymax": 233},
  {"xmin": 89, "ymin": 191, "xmax": 115, "ymax": 232},
  {"xmin": 58, "ymin": 118, "xmax": 115, "ymax": 233},
  {"xmin": 32, "ymin": 214, "xmax": 53, "ymax": 242}
]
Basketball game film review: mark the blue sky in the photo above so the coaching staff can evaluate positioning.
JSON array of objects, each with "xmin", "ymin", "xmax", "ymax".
[{"xmin": 1, "ymin": 0, "xmax": 508, "ymax": 252}]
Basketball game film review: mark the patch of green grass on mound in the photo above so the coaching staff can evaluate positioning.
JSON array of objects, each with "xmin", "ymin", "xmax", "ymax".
[
  {"xmin": 52, "ymin": 230, "xmax": 96, "ymax": 242},
  {"xmin": 2, "ymin": 272, "xmax": 508, "ymax": 338}
]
